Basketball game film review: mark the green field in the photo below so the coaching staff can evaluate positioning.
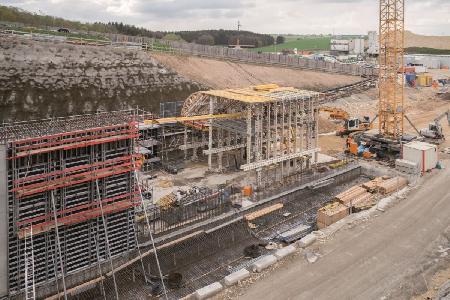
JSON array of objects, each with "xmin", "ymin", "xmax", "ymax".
[{"xmin": 252, "ymin": 36, "xmax": 331, "ymax": 52}]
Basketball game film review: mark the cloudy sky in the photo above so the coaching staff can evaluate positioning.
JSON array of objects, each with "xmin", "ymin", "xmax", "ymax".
[{"xmin": 3, "ymin": 0, "xmax": 450, "ymax": 35}]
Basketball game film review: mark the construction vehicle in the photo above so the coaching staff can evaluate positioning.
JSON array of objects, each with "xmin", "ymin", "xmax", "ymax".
[
  {"xmin": 320, "ymin": 107, "xmax": 349, "ymax": 120},
  {"xmin": 337, "ymin": 116, "xmax": 372, "ymax": 136},
  {"xmin": 420, "ymin": 109, "xmax": 450, "ymax": 142},
  {"xmin": 320, "ymin": 107, "xmax": 372, "ymax": 136}
]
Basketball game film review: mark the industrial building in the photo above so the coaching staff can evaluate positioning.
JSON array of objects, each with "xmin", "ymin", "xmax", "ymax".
[{"xmin": 330, "ymin": 38, "xmax": 365, "ymax": 55}]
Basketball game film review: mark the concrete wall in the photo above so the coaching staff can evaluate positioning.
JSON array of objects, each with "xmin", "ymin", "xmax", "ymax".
[{"xmin": 0, "ymin": 144, "xmax": 7, "ymax": 297}]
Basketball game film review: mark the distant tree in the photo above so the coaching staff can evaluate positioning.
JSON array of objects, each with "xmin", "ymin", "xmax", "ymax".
[
  {"xmin": 0, "ymin": 5, "xmax": 275, "ymax": 46},
  {"xmin": 196, "ymin": 34, "xmax": 214, "ymax": 45},
  {"xmin": 276, "ymin": 35, "xmax": 285, "ymax": 44},
  {"xmin": 162, "ymin": 33, "xmax": 184, "ymax": 41}
]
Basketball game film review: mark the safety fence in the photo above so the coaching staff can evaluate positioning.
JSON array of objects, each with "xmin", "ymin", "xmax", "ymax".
[{"xmin": 156, "ymin": 40, "xmax": 377, "ymax": 77}]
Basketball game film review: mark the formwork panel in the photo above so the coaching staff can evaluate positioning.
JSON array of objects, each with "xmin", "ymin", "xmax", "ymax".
[{"xmin": 0, "ymin": 112, "xmax": 138, "ymax": 297}]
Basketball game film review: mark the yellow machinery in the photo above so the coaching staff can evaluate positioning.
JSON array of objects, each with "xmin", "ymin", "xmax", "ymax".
[
  {"xmin": 337, "ymin": 117, "xmax": 372, "ymax": 136},
  {"xmin": 320, "ymin": 107, "xmax": 372, "ymax": 136},
  {"xmin": 320, "ymin": 107, "xmax": 349, "ymax": 120}
]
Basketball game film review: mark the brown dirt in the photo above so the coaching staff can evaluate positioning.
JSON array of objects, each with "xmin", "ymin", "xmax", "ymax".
[
  {"xmin": 411, "ymin": 266, "xmax": 450, "ymax": 300},
  {"xmin": 406, "ymin": 31, "xmax": 450, "ymax": 50},
  {"xmin": 319, "ymin": 69, "xmax": 450, "ymax": 151},
  {"xmin": 151, "ymin": 52, "xmax": 361, "ymax": 90},
  {"xmin": 318, "ymin": 115, "xmax": 341, "ymax": 134}
]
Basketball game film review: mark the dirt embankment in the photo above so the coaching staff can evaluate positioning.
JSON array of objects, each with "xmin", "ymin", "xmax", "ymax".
[
  {"xmin": 151, "ymin": 52, "xmax": 362, "ymax": 91},
  {"xmin": 0, "ymin": 37, "xmax": 206, "ymax": 121},
  {"xmin": 406, "ymin": 31, "xmax": 450, "ymax": 50}
]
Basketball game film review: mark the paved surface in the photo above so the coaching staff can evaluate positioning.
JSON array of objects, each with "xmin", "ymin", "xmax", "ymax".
[{"xmin": 236, "ymin": 164, "xmax": 450, "ymax": 300}]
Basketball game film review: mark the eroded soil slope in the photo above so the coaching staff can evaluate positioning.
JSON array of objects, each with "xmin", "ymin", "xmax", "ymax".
[{"xmin": 151, "ymin": 52, "xmax": 362, "ymax": 90}]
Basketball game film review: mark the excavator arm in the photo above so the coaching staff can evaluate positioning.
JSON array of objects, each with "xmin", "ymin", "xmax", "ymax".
[
  {"xmin": 434, "ymin": 109, "xmax": 450, "ymax": 126},
  {"xmin": 319, "ymin": 107, "xmax": 349, "ymax": 120}
]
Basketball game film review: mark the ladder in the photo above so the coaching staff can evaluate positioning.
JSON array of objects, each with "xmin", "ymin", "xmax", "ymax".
[{"xmin": 24, "ymin": 227, "xmax": 36, "ymax": 300}]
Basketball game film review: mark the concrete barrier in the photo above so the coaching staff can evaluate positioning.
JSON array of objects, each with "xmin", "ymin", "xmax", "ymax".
[
  {"xmin": 194, "ymin": 282, "xmax": 223, "ymax": 300},
  {"xmin": 297, "ymin": 233, "xmax": 317, "ymax": 248},
  {"xmin": 274, "ymin": 245, "xmax": 297, "ymax": 259},
  {"xmin": 251, "ymin": 255, "xmax": 278, "ymax": 273},
  {"xmin": 224, "ymin": 269, "xmax": 250, "ymax": 286}
]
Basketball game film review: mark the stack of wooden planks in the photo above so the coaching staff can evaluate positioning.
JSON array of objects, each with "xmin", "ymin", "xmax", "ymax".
[
  {"xmin": 245, "ymin": 203, "xmax": 284, "ymax": 221},
  {"xmin": 317, "ymin": 202, "xmax": 349, "ymax": 229},
  {"xmin": 362, "ymin": 177, "xmax": 385, "ymax": 193},
  {"xmin": 351, "ymin": 192, "xmax": 375, "ymax": 211},
  {"xmin": 378, "ymin": 176, "xmax": 408, "ymax": 195},
  {"xmin": 335, "ymin": 185, "xmax": 367, "ymax": 205}
]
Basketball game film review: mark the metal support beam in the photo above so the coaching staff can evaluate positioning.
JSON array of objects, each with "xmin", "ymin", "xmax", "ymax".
[
  {"xmin": 240, "ymin": 148, "xmax": 320, "ymax": 172},
  {"xmin": 203, "ymin": 144, "xmax": 246, "ymax": 155}
]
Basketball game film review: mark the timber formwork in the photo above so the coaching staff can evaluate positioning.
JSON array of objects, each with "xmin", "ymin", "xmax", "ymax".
[
  {"xmin": 0, "ymin": 111, "xmax": 139, "ymax": 297},
  {"xmin": 181, "ymin": 85, "xmax": 320, "ymax": 188}
]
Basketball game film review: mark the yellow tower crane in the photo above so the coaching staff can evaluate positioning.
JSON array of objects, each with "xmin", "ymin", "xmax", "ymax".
[{"xmin": 378, "ymin": 0, "xmax": 405, "ymax": 139}]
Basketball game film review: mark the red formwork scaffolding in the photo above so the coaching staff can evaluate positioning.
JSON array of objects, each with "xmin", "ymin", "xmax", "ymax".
[{"xmin": 0, "ymin": 111, "xmax": 140, "ymax": 297}]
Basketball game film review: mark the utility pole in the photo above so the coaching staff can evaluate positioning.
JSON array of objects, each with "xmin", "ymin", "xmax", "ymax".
[{"xmin": 237, "ymin": 20, "xmax": 242, "ymax": 48}]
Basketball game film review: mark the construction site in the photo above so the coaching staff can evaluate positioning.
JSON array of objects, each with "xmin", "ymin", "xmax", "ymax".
[{"xmin": 0, "ymin": 1, "xmax": 450, "ymax": 300}]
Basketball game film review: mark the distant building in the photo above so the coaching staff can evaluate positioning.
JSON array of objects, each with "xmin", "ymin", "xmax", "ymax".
[
  {"xmin": 350, "ymin": 39, "xmax": 365, "ymax": 55},
  {"xmin": 331, "ymin": 38, "xmax": 365, "ymax": 55},
  {"xmin": 367, "ymin": 31, "xmax": 379, "ymax": 55},
  {"xmin": 331, "ymin": 39, "xmax": 350, "ymax": 55}
]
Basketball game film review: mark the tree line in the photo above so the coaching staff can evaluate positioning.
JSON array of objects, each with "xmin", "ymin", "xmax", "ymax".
[{"xmin": 0, "ymin": 5, "xmax": 275, "ymax": 47}]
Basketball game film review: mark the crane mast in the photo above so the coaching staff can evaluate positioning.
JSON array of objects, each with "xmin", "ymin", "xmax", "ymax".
[{"xmin": 378, "ymin": 0, "xmax": 405, "ymax": 139}]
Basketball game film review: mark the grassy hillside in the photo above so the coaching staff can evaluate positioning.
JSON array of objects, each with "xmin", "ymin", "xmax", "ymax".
[
  {"xmin": 253, "ymin": 36, "xmax": 331, "ymax": 52},
  {"xmin": 406, "ymin": 47, "xmax": 450, "ymax": 55},
  {"xmin": 0, "ymin": 5, "xmax": 274, "ymax": 46}
]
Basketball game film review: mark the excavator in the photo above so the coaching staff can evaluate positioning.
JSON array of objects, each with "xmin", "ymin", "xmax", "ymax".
[
  {"xmin": 319, "ymin": 107, "xmax": 372, "ymax": 136},
  {"xmin": 420, "ymin": 109, "xmax": 450, "ymax": 143}
]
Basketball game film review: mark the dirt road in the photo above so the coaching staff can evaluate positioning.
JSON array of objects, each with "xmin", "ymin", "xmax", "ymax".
[{"xmin": 223, "ymin": 164, "xmax": 450, "ymax": 300}]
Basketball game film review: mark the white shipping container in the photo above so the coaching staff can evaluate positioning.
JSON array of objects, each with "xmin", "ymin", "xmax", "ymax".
[
  {"xmin": 414, "ymin": 65, "xmax": 428, "ymax": 73},
  {"xmin": 402, "ymin": 141, "xmax": 438, "ymax": 174}
]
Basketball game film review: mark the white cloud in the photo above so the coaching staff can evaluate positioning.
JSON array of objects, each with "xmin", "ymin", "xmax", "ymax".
[{"xmin": 3, "ymin": 0, "xmax": 450, "ymax": 35}]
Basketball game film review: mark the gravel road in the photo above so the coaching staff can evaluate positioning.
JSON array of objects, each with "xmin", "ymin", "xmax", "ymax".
[{"xmin": 227, "ymin": 162, "xmax": 450, "ymax": 300}]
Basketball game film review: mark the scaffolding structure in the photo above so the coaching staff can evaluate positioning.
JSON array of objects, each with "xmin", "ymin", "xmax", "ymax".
[
  {"xmin": 180, "ymin": 84, "xmax": 321, "ymax": 188},
  {"xmin": 378, "ymin": 0, "xmax": 405, "ymax": 138},
  {"xmin": 0, "ymin": 111, "xmax": 139, "ymax": 298}
]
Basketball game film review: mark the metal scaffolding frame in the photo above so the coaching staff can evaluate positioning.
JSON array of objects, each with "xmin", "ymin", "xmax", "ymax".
[
  {"xmin": 180, "ymin": 85, "xmax": 321, "ymax": 188},
  {"xmin": 378, "ymin": 0, "xmax": 405, "ymax": 138}
]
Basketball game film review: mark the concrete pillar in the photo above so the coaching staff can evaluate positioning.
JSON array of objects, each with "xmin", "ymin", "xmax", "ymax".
[
  {"xmin": 183, "ymin": 127, "xmax": 188, "ymax": 160},
  {"xmin": 217, "ymin": 129, "xmax": 223, "ymax": 172},
  {"xmin": 246, "ymin": 106, "xmax": 252, "ymax": 165},
  {"xmin": 0, "ymin": 145, "xmax": 8, "ymax": 297},
  {"xmin": 192, "ymin": 134, "xmax": 198, "ymax": 161}
]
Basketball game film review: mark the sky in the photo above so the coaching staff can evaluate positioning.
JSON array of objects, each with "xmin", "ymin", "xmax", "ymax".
[{"xmin": 2, "ymin": 0, "xmax": 450, "ymax": 35}]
